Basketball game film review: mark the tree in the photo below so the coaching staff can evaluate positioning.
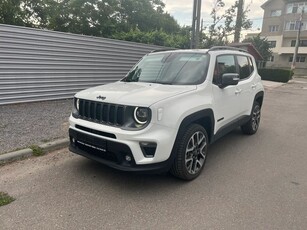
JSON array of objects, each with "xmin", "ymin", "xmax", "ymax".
[
  {"xmin": 0, "ymin": 0, "xmax": 181, "ymax": 38},
  {"xmin": 201, "ymin": 0, "xmax": 252, "ymax": 48},
  {"xmin": 0, "ymin": 0, "xmax": 188, "ymax": 48},
  {"xmin": 112, "ymin": 28, "xmax": 189, "ymax": 48},
  {"xmin": 234, "ymin": 0, "xmax": 244, "ymax": 43},
  {"xmin": 118, "ymin": 0, "xmax": 180, "ymax": 33},
  {"xmin": 0, "ymin": 0, "xmax": 32, "ymax": 26},
  {"xmin": 243, "ymin": 34, "xmax": 273, "ymax": 61},
  {"xmin": 224, "ymin": 1, "xmax": 252, "ymax": 40}
]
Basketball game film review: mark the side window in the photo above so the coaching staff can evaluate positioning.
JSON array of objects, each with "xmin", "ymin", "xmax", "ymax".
[
  {"xmin": 237, "ymin": 56, "xmax": 252, "ymax": 80},
  {"xmin": 213, "ymin": 55, "xmax": 236, "ymax": 85}
]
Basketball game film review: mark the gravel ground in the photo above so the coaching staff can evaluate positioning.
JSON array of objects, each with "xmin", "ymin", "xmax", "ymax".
[{"xmin": 0, "ymin": 99, "xmax": 72, "ymax": 154}]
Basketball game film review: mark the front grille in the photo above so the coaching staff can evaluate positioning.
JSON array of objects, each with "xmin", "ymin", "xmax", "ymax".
[
  {"xmin": 78, "ymin": 99, "xmax": 126, "ymax": 127},
  {"xmin": 75, "ymin": 125, "xmax": 116, "ymax": 139}
]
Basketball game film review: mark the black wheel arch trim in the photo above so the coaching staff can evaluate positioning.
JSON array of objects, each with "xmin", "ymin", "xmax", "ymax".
[
  {"xmin": 254, "ymin": 91, "xmax": 264, "ymax": 107},
  {"xmin": 178, "ymin": 109, "xmax": 215, "ymax": 142},
  {"xmin": 165, "ymin": 109, "xmax": 215, "ymax": 170}
]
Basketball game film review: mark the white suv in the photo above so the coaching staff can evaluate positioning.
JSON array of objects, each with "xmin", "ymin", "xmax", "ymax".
[{"xmin": 69, "ymin": 47, "xmax": 264, "ymax": 180}]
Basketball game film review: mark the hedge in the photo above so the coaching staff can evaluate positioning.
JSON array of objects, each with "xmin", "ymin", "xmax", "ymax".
[{"xmin": 258, "ymin": 68, "xmax": 293, "ymax": 83}]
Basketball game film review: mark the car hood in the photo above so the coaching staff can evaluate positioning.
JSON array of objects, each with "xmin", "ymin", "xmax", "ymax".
[{"xmin": 75, "ymin": 81, "xmax": 197, "ymax": 107}]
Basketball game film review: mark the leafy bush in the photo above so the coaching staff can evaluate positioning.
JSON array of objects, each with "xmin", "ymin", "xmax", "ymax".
[{"xmin": 258, "ymin": 68, "xmax": 293, "ymax": 83}]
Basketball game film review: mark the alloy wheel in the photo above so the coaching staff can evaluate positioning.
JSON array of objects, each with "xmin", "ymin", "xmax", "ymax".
[
  {"xmin": 252, "ymin": 105, "xmax": 261, "ymax": 131},
  {"xmin": 185, "ymin": 131, "xmax": 207, "ymax": 175}
]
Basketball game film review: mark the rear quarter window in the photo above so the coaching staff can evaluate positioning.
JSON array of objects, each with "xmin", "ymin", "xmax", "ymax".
[{"xmin": 237, "ymin": 55, "xmax": 253, "ymax": 80}]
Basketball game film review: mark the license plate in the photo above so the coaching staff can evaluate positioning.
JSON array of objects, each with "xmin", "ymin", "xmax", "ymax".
[{"xmin": 76, "ymin": 140, "xmax": 106, "ymax": 152}]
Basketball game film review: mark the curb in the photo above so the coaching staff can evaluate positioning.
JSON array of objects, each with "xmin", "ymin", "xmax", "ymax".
[
  {"xmin": 0, "ymin": 138, "xmax": 69, "ymax": 165},
  {"xmin": 261, "ymin": 80, "xmax": 285, "ymax": 89},
  {"xmin": 290, "ymin": 79, "xmax": 307, "ymax": 84}
]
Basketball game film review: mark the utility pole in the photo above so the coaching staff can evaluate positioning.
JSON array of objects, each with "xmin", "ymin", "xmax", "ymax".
[
  {"xmin": 200, "ymin": 19, "xmax": 204, "ymax": 44},
  {"xmin": 191, "ymin": 0, "xmax": 197, "ymax": 49},
  {"xmin": 191, "ymin": 0, "xmax": 202, "ymax": 49},
  {"xmin": 291, "ymin": 9, "xmax": 304, "ymax": 71},
  {"xmin": 234, "ymin": 0, "xmax": 244, "ymax": 43}
]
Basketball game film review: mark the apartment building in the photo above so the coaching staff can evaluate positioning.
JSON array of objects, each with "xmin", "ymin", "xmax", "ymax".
[{"xmin": 261, "ymin": 0, "xmax": 307, "ymax": 73}]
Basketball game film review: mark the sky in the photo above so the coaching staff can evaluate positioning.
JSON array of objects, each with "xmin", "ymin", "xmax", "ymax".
[{"xmin": 162, "ymin": 0, "xmax": 268, "ymax": 34}]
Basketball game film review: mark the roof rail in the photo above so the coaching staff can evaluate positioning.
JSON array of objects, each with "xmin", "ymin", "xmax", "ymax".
[
  {"xmin": 208, "ymin": 46, "xmax": 248, "ymax": 53},
  {"xmin": 151, "ymin": 48, "xmax": 176, "ymax": 53}
]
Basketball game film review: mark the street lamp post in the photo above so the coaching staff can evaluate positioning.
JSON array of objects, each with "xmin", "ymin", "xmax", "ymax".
[
  {"xmin": 191, "ymin": 0, "xmax": 202, "ymax": 49},
  {"xmin": 291, "ymin": 9, "xmax": 304, "ymax": 71}
]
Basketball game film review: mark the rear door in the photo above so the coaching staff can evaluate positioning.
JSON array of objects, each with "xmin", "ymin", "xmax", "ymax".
[{"xmin": 236, "ymin": 55, "xmax": 256, "ymax": 116}]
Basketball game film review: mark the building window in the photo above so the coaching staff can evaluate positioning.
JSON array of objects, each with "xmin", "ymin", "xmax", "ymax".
[
  {"xmin": 286, "ymin": 2, "xmax": 307, "ymax": 14},
  {"xmin": 291, "ymin": 40, "xmax": 296, "ymax": 47},
  {"xmin": 291, "ymin": 40, "xmax": 307, "ymax": 47},
  {"xmin": 269, "ymin": 25, "xmax": 279, "ymax": 32},
  {"xmin": 289, "ymin": 56, "xmax": 306, "ymax": 62},
  {"xmin": 268, "ymin": 41, "xmax": 277, "ymax": 48},
  {"xmin": 285, "ymin": 21, "xmax": 307, "ymax": 31},
  {"xmin": 268, "ymin": 56, "xmax": 274, "ymax": 62},
  {"xmin": 285, "ymin": 21, "xmax": 302, "ymax": 31},
  {"xmin": 271, "ymin": 10, "xmax": 282, "ymax": 17}
]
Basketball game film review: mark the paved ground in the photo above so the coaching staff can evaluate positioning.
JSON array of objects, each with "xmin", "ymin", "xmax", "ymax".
[{"xmin": 0, "ymin": 80, "xmax": 307, "ymax": 229}]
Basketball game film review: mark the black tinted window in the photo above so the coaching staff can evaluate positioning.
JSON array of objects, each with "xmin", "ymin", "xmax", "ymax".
[
  {"xmin": 213, "ymin": 55, "xmax": 236, "ymax": 85},
  {"xmin": 237, "ymin": 56, "xmax": 252, "ymax": 80}
]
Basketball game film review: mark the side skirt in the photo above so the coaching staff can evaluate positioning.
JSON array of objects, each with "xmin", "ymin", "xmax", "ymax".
[{"xmin": 211, "ymin": 115, "xmax": 250, "ymax": 143}]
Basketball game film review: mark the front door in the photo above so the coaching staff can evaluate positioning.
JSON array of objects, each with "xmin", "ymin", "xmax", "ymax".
[{"xmin": 212, "ymin": 55, "xmax": 241, "ymax": 133}]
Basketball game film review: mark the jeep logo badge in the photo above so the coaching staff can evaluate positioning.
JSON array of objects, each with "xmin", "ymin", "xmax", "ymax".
[{"xmin": 96, "ymin": 95, "xmax": 106, "ymax": 100}]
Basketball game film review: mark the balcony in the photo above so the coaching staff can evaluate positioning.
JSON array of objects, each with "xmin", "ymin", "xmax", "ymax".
[{"xmin": 277, "ymin": 46, "xmax": 307, "ymax": 54}]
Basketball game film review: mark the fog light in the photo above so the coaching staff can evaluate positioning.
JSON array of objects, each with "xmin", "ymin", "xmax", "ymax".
[
  {"xmin": 140, "ymin": 142, "xmax": 157, "ymax": 158},
  {"xmin": 125, "ymin": 155, "xmax": 132, "ymax": 162},
  {"xmin": 72, "ymin": 138, "xmax": 75, "ymax": 143}
]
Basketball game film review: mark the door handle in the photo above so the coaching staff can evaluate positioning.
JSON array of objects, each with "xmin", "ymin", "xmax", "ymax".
[
  {"xmin": 251, "ymin": 84, "xmax": 257, "ymax": 89},
  {"xmin": 235, "ymin": 89, "xmax": 242, "ymax": 95}
]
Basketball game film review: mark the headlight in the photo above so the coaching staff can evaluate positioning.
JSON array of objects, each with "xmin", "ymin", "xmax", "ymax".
[
  {"xmin": 72, "ymin": 97, "xmax": 80, "ymax": 118},
  {"xmin": 134, "ymin": 107, "xmax": 149, "ymax": 124}
]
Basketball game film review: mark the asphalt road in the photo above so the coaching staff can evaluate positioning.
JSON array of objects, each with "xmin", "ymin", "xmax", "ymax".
[{"xmin": 1, "ymin": 80, "xmax": 307, "ymax": 230}]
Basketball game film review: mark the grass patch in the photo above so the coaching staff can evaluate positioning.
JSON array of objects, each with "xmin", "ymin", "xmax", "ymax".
[
  {"xmin": 0, "ymin": 192, "xmax": 15, "ymax": 206},
  {"xmin": 29, "ymin": 145, "xmax": 44, "ymax": 156}
]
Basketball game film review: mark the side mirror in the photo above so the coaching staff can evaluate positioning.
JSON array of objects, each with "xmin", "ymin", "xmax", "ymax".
[{"xmin": 220, "ymin": 73, "xmax": 240, "ymax": 88}]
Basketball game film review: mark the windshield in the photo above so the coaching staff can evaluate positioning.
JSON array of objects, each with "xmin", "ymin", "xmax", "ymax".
[{"xmin": 122, "ymin": 52, "xmax": 209, "ymax": 85}]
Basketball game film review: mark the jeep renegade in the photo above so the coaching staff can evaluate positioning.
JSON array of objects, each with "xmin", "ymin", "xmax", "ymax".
[{"xmin": 69, "ymin": 47, "xmax": 264, "ymax": 180}]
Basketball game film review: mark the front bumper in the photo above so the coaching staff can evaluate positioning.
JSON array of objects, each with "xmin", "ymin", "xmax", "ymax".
[
  {"xmin": 69, "ymin": 115, "xmax": 178, "ymax": 172},
  {"xmin": 69, "ymin": 128, "xmax": 173, "ymax": 172}
]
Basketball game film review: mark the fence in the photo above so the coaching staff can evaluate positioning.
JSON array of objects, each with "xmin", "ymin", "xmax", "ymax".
[{"xmin": 0, "ymin": 24, "xmax": 163, "ymax": 105}]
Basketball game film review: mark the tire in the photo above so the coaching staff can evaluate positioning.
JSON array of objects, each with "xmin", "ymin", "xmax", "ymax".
[
  {"xmin": 170, "ymin": 124, "xmax": 208, "ymax": 180},
  {"xmin": 241, "ymin": 101, "xmax": 261, "ymax": 135}
]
